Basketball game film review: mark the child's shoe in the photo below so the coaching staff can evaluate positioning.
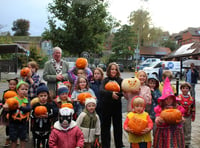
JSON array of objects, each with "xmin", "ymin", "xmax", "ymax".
[{"xmin": 4, "ymin": 139, "xmax": 10, "ymax": 146}]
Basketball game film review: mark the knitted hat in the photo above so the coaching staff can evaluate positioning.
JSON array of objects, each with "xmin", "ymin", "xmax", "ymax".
[
  {"xmin": 158, "ymin": 77, "xmax": 180, "ymax": 102},
  {"xmin": 16, "ymin": 80, "xmax": 28, "ymax": 89},
  {"xmin": 58, "ymin": 86, "xmax": 69, "ymax": 96},
  {"xmin": 85, "ymin": 98, "xmax": 96, "ymax": 106},
  {"xmin": 37, "ymin": 84, "xmax": 49, "ymax": 95}
]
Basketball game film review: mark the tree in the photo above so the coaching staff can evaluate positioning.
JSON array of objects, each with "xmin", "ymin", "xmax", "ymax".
[
  {"xmin": 42, "ymin": 0, "xmax": 113, "ymax": 56},
  {"xmin": 12, "ymin": 19, "xmax": 30, "ymax": 36},
  {"xmin": 112, "ymin": 25, "xmax": 136, "ymax": 61},
  {"xmin": 129, "ymin": 9, "xmax": 164, "ymax": 47},
  {"xmin": 161, "ymin": 39, "xmax": 178, "ymax": 51}
]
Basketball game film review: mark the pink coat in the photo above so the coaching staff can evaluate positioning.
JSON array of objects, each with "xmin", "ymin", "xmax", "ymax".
[{"xmin": 49, "ymin": 121, "xmax": 84, "ymax": 148}]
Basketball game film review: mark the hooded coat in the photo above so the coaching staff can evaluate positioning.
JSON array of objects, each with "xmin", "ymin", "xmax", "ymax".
[{"xmin": 49, "ymin": 120, "xmax": 84, "ymax": 148}]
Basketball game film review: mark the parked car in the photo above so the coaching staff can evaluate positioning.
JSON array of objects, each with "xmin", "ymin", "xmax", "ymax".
[
  {"xmin": 97, "ymin": 63, "xmax": 107, "ymax": 71},
  {"xmin": 117, "ymin": 64, "xmax": 124, "ymax": 72}
]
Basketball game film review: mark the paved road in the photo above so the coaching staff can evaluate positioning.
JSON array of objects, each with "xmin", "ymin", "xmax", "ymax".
[{"xmin": 0, "ymin": 71, "xmax": 200, "ymax": 147}]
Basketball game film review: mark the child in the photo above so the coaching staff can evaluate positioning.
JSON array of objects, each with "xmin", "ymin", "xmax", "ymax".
[
  {"xmin": 3, "ymin": 80, "xmax": 30, "ymax": 148},
  {"xmin": 49, "ymin": 107, "xmax": 84, "ymax": 148},
  {"xmin": 89, "ymin": 67, "xmax": 104, "ymax": 120},
  {"xmin": 76, "ymin": 98, "xmax": 100, "ymax": 148},
  {"xmin": 147, "ymin": 75, "xmax": 161, "ymax": 123},
  {"xmin": 136, "ymin": 70, "xmax": 152, "ymax": 113},
  {"xmin": 24, "ymin": 61, "xmax": 41, "ymax": 100},
  {"xmin": 63, "ymin": 81, "xmax": 72, "ymax": 98},
  {"xmin": 122, "ymin": 77, "xmax": 141, "ymax": 112},
  {"xmin": 71, "ymin": 76, "xmax": 96, "ymax": 117},
  {"xmin": 153, "ymin": 77, "xmax": 185, "ymax": 148},
  {"xmin": 55, "ymin": 85, "xmax": 72, "ymax": 108},
  {"xmin": 123, "ymin": 96, "xmax": 153, "ymax": 148},
  {"xmin": 30, "ymin": 84, "xmax": 54, "ymax": 148},
  {"xmin": 178, "ymin": 82, "xmax": 195, "ymax": 148},
  {"xmin": 159, "ymin": 70, "xmax": 177, "ymax": 95},
  {"xmin": 0, "ymin": 78, "xmax": 18, "ymax": 146},
  {"xmin": 68, "ymin": 66, "xmax": 93, "ymax": 90}
]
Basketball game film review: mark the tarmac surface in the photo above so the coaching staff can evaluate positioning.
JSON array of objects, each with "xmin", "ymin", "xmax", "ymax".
[{"xmin": 0, "ymin": 71, "xmax": 200, "ymax": 147}]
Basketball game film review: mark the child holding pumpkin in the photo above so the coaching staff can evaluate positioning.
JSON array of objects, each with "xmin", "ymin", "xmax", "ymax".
[
  {"xmin": 0, "ymin": 78, "xmax": 18, "ymax": 146},
  {"xmin": 54, "ymin": 84, "xmax": 72, "ymax": 108},
  {"xmin": 100, "ymin": 62, "xmax": 124, "ymax": 148},
  {"xmin": 30, "ymin": 84, "xmax": 54, "ymax": 148},
  {"xmin": 23, "ymin": 61, "xmax": 41, "ymax": 101},
  {"xmin": 3, "ymin": 80, "xmax": 30, "ymax": 148},
  {"xmin": 76, "ymin": 98, "xmax": 101, "ymax": 148},
  {"xmin": 153, "ymin": 77, "xmax": 185, "ymax": 148},
  {"xmin": 178, "ymin": 82, "xmax": 195, "ymax": 148},
  {"xmin": 136, "ymin": 70, "xmax": 152, "ymax": 113},
  {"xmin": 124, "ymin": 96, "xmax": 153, "ymax": 148},
  {"xmin": 90, "ymin": 67, "xmax": 104, "ymax": 121},
  {"xmin": 68, "ymin": 58, "xmax": 93, "ymax": 90},
  {"xmin": 71, "ymin": 76, "xmax": 96, "ymax": 117}
]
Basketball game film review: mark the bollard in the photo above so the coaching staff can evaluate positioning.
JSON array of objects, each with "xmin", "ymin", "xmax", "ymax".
[{"xmin": 176, "ymin": 76, "xmax": 179, "ymax": 96}]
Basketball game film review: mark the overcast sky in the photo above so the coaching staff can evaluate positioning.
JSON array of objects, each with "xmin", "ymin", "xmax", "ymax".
[{"xmin": 1, "ymin": 0, "xmax": 200, "ymax": 36}]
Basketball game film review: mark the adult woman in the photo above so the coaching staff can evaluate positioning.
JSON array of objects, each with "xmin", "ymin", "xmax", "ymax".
[{"xmin": 100, "ymin": 62, "xmax": 124, "ymax": 148}]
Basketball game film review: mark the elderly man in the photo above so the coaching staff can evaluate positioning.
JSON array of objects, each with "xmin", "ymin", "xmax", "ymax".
[
  {"xmin": 186, "ymin": 63, "xmax": 199, "ymax": 98},
  {"xmin": 43, "ymin": 47, "xmax": 69, "ymax": 94}
]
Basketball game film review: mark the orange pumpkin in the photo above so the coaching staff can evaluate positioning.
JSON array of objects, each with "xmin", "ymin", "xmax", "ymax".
[
  {"xmin": 160, "ymin": 109, "xmax": 182, "ymax": 124},
  {"xmin": 128, "ymin": 116, "xmax": 148, "ymax": 135},
  {"xmin": 76, "ymin": 58, "xmax": 88, "ymax": 69},
  {"xmin": 121, "ymin": 78, "xmax": 141, "ymax": 92},
  {"xmin": 5, "ymin": 98, "xmax": 19, "ymax": 110},
  {"xmin": 34, "ymin": 106, "xmax": 47, "ymax": 116},
  {"xmin": 20, "ymin": 67, "xmax": 31, "ymax": 77},
  {"xmin": 77, "ymin": 92, "xmax": 93, "ymax": 104},
  {"xmin": 61, "ymin": 103, "xmax": 73, "ymax": 109},
  {"xmin": 105, "ymin": 81, "xmax": 120, "ymax": 92},
  {"xmin": 4, "ymin": 91, "xmax": 17, "ymax": 99}
]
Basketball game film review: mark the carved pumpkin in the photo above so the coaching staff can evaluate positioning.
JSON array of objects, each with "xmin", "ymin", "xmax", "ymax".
[
  {"xmin": 4, "ymin": 91, "xmax": 17, "ymax": 100},
  {"xmin": 160, "ymin": 109, "xmax": 182, "ymax": 124},
  {"xmin": 30, "ymin": 97, "xmax": 39, "ymax": 107},
  {"xmin": 121, "ymin": 78, "xmax": 141, "ymax": 92},
  {"xmin": 76, "ymin": 58, "xmax": 88, "ymax": 69},
  {"xmin": 105, "ymin": 81, "xmax": 120, "ymax": 92},
  {"xmin": 128, "ymin": 116, "xmax": 148, "ymax": 135},
  {"xmin": 61, "ymin": 103, "xmax": 73, "ymax": 109},
  {"xmin": 5, "ymin": 98, "xmax": 19, "ymax": 110},
  {"xmin": 77, "ymin": 92, "xmax": 93, "ymax": 104},
  {"xmin": 20, "ymin": 67, "xmax": 31, "ymax": 77},
  {"xmin": 34, "ymin": 106, "xmax": 47, "ymax": 116}
]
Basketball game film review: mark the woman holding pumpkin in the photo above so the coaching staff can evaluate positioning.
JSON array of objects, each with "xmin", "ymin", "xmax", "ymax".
[
  {"xmin": 100, "ymin": 62, "xmax": 124, "ymax": 148},
  {"xmin": 123, "ymin": 96, "xmax": 153, "ymax": 148},
  {"xmin": 153, "ymin": 77, "xmax": 185, "ymax": 148}
]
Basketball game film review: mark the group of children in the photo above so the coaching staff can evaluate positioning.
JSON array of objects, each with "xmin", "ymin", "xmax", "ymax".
[
  {"xmin": 0, "ymin": 61, "xmax": 196, "ymax": 148},
  {"xmin": 0, "ymin": 60, "xmax": 105, "ymax": 148},
  {"xmin": 123, "ymin": 70, "xmax": 195, "ymax": 148}
]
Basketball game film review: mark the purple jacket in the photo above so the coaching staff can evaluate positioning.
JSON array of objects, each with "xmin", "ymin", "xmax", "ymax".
[{"xmin": 49, "ymin": 121, "xmax": 84, "ymax": 148}]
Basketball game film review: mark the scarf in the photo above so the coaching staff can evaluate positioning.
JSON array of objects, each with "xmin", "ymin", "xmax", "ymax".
[{"xmin": 80, "ymin": 108, "xmax": 97, "ymax": 128}]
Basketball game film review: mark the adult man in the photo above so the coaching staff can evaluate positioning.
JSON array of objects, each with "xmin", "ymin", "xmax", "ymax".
[
  {"xmin": 158, "ymin": 63, "xmax": 169, "ymax": 82},
  {"xmin": 186, "ymin": 63, "xmax": 199, "ymax": 98},
  {"xmin": 43, "ymin": 47, "xmax": 69, "ymax": 94}
]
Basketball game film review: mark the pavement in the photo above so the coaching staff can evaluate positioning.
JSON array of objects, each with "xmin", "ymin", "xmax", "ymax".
[{"xmin": 0, "ymin": 71, "xmax": 200, "ymax": 147}]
